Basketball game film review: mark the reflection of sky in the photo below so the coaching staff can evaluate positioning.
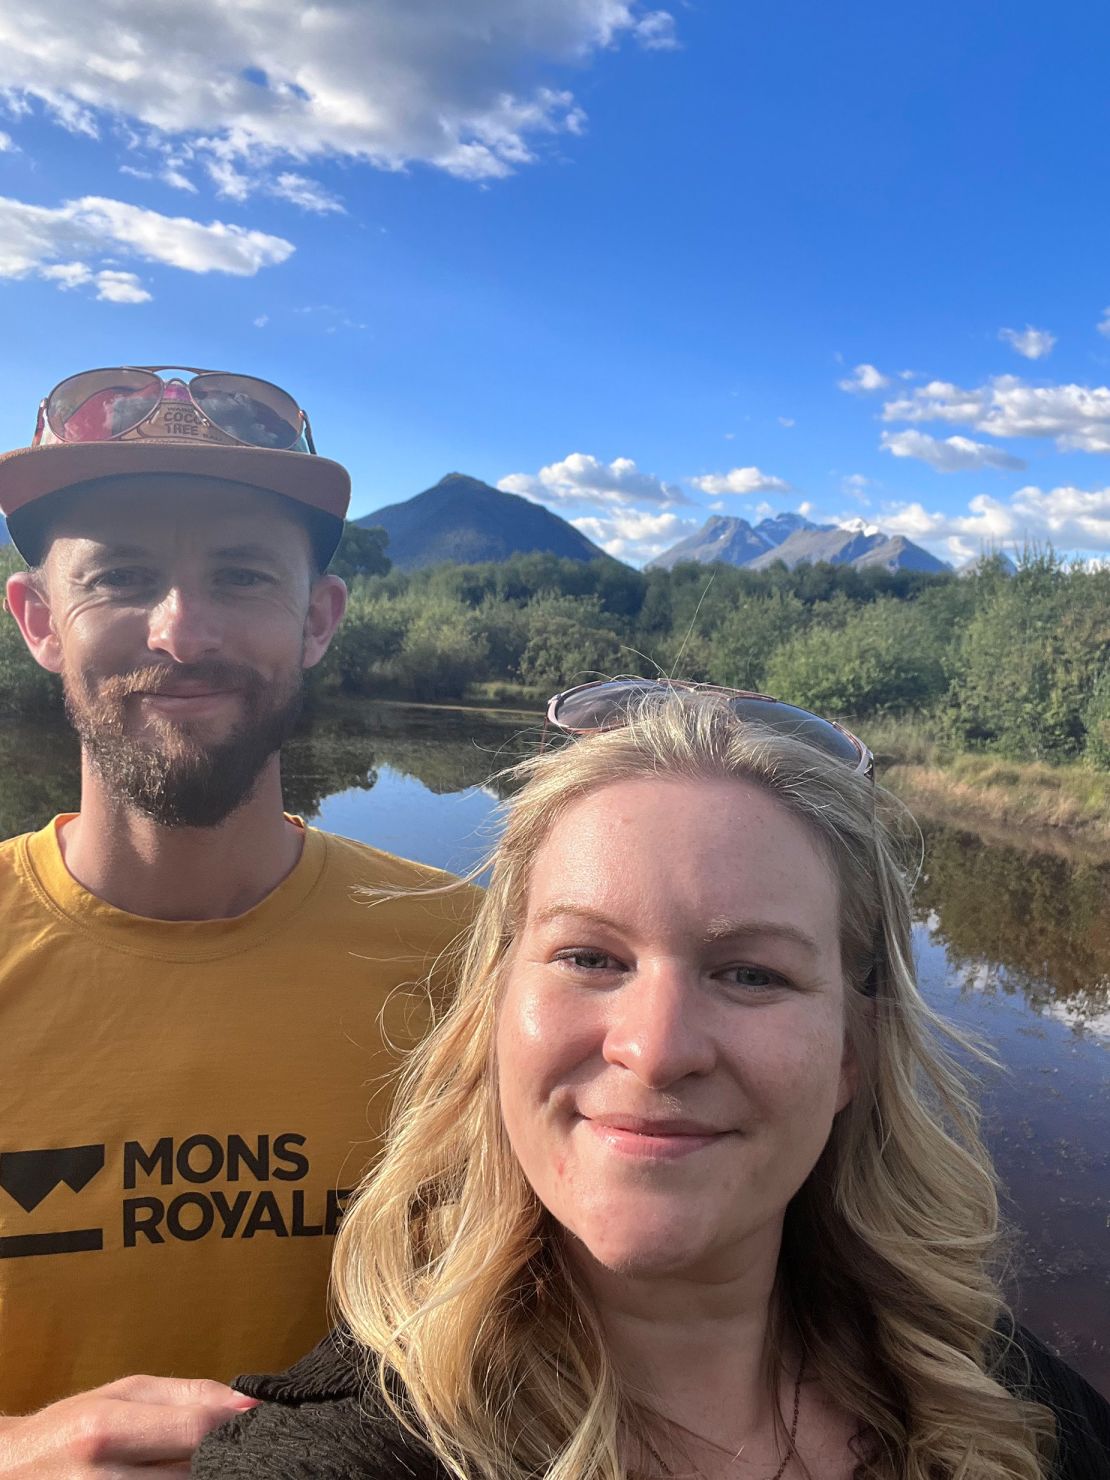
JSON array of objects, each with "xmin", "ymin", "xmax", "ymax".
[{"xmin": 313, "ymin": 765, "xmax": 504, "ymax": 878}]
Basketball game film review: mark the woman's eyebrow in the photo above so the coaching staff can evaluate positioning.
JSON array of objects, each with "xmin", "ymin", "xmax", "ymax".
[
  {"xmin": 702, "ymin": 918, "xmax": 821, "ymax": 955},
  {"xmin": 530, "ymin": 904, "xmax": 624, "ymax": 932}
]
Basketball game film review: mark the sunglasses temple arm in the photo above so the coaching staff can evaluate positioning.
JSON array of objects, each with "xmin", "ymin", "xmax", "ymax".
[{"xmin": 302, "ymin": 409, "xmax": 318, "ymax": 455}]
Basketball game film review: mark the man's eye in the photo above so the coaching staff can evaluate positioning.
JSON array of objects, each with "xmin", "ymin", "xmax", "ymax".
[
  {"xmin": 218, "ymin": 569, "xmax": 272, "ymax": 587},
  {"xmin": 91, "ymin": 569, "xmax": 152, "ymax": 590}
]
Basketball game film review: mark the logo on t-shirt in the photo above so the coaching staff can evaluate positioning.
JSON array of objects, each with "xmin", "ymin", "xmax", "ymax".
[
  {"xmin": 0, "ymin": 1145, "xmax": 106, "ymax": 1257},
  {"xmin": 0, "ymin": 1134, "xmax": 352, "ymax": 1259}
]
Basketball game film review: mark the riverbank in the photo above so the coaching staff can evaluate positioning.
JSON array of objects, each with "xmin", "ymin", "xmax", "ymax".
[{"xmin": 865, "ymin": 716, "xmax": 1110, "ymax": 859}]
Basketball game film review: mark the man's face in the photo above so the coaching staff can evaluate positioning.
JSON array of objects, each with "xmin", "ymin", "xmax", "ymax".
[{"xmin": 18, "ymin": 476, "xmax": 344, "ymax": 827}]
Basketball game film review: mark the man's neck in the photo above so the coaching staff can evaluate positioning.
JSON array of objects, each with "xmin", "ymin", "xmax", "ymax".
[{"xmin": 59, "ymin": 755, "xmax": 305, "ymax": 920}]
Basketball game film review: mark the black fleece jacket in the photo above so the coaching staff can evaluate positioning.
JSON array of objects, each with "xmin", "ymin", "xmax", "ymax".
[{"xmin": 192, "ymin": 1325, "xmax": 1110, "ymax": 1480}]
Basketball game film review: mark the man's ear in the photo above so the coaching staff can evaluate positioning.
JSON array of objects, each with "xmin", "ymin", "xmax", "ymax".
[
  {"xmin": 302, "ymin": 573, "xmax": 348, "ymax": 669},
  {"xmin": 5, "ymin": 571, "xmax": 64, "ymax": 674}
]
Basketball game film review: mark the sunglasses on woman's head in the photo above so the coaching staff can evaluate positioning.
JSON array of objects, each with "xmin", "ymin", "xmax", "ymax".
[
  {"xmin": 33, "ymin": 366, "xmax": 315, "ymax": 453},
  {"xmin": 546, "ymin": 678, "xmax": 875, "ymax": 781}
]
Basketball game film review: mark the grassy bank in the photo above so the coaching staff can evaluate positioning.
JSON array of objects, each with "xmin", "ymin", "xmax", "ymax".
[{"xmin": 866, "ymin": 715, "xmax": 1110, "ymax": 856}]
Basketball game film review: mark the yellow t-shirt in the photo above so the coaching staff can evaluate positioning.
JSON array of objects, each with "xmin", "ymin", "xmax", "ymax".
[{"xmin": 0, "ymin": 816, "xmax": 478, "ymax": 1414}]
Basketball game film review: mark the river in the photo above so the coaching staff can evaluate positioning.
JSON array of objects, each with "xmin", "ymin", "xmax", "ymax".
[{"xmin": 2, "ymin": 700, "xmax": 1107, "ymax": 1395}]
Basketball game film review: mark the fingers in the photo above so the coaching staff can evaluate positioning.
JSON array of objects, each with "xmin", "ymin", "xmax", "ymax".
[{"xmin": 94, "ymin": 1375, "xmax": 257, "ymax": 1411}]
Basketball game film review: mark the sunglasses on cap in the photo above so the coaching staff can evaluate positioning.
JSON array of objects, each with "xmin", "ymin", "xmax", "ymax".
[
  {"xmin": 546, "ymin": 677, "xmax": 875, "ymax": 781},
  {"xmin": 32, "ymin": 366, "xmax": 316, "ymax": 454}
]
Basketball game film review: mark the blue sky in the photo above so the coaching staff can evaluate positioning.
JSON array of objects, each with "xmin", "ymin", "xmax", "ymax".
[{"xmin": 2, "ymin": 0, "xmax": 1109, "ymax": 567}]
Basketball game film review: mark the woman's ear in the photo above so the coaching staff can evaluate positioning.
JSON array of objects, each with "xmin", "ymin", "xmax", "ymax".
[{"xmin": 5, "ymin": 571, "xmax": 64, "ymax": 674}]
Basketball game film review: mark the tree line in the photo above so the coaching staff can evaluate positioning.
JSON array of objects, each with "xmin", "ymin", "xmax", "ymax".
[{"xmin": 1, "ymin": 531, "xmax": 1107, "ymax": 769}]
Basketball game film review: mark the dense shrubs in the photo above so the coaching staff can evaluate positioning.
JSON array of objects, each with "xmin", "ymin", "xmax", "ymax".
[{"xmin": 1, "ymin": 534, "xmax": 1107, "ymax": 769}]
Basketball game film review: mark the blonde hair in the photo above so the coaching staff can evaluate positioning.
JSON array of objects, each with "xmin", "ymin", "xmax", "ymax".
[{"xmin": 332, "ymin": 693, "xmax": 1054, "ymax": 1480}]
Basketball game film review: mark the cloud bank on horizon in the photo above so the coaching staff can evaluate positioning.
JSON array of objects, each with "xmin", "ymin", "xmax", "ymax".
[{"xmin": 0, "ymin": 1, "xmax": 1108, "ymax": 569}]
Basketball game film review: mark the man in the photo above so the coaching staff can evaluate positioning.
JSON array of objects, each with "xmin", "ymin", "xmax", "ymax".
[{"xmin": 0, "ymin": 367, "xmax": 475, "ymax": 1473}]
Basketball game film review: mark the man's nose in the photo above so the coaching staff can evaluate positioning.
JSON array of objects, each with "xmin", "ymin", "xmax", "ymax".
[
  {"xmin": 601, "ymin": 962, "xmax": 717, "ymax": 1088},
  {"xmin": 146, "ymin": 587, "xmax": 223, "ymax": 664}
]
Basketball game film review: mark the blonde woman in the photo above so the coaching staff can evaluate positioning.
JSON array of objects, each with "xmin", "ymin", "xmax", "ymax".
[{"xmin": 195, "ymin": 683, "xmax": 1108, "ymax": 1480}]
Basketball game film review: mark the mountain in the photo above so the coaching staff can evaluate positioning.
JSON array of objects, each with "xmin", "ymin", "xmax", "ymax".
[
  {"xmin": 354, "ymin": 472, "xmax": 610, "ymax": 571},
  {"xmin": 958, "ymin": 550, "xmax": 1017, "ymax": 577},
  {"xmin": 647, "ymin": 512, "xmax": 819, "ymax": 571},
  {"xmin": 746, "ymin": 519, "xmax": 949, "ymax": 574}
]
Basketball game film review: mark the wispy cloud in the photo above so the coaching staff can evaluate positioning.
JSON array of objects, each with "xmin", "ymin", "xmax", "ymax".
[
  {"xmin": 689, "ymin": 466, "xmax": 791, "ymax": 496},
  {"xmin": 881, "ymin": 484, "xmax": 1110, "ymax": 561},
  {"xmin": 880, "ymin": 428, "xmax": 1025, "ymax": 472},
  {"xmin": 499, "ymin": 452, "xmax": 691, "ymax": 509},
  {"xmin": 0, "ymin": 192, "xmax": 293, "ymax": 301},
  {"xmin": 837, "ymin": 363, "xmax": 891, "ymax": 393},
  {"xmin": 573, "ymin": 508, "xmax": 694, "ymax": 564},
  {"xmin": 882, "ymin": 374, "xmax": 1110, "ymax": 453},
  {"xmin": 269, "ymin": 173, "xmax": 345, "ymax": 214},
  {"xmin": 998, "ymin": 324, "xmax": 1056, "ymax": 360},
  {"xmin": 0, "ymin": 0, "xmax": 676, "ymax": 188}
]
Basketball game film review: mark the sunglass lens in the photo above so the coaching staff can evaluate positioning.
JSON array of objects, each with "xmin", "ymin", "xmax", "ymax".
[
  {"xmin": 47, "ymin": 368, "xmax": 162, "ymax": 441},
  {"xmin": 727, "ymin": 697, "xmax": 861, "ymax": 764},
  {"xmin": 552, "ymin": 680, "xmax": 659, "ymax": 731},
  {"xmin": 190, "ymin": 374, "xmax": 302, "ymax": 450}
]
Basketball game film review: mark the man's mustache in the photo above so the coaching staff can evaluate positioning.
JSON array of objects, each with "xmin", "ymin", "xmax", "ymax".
[{"xmin": 95, "ymin": 662, "xmax": 262, "ymax": 702}]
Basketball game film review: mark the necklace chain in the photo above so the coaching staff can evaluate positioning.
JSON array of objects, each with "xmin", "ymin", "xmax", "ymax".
[{"xmin": 641, "ymin": 1359, "xmax": 804, "ymax": 1480}]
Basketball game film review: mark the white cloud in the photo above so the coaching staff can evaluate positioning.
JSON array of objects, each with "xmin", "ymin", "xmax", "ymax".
[
  {"xmin": 269, "ymin": 172, "xmax": 344, "ymax": 214},
  {"xmin": 633, "ymin": 10, "xmax": 680, "ymax": 49},
  {"xmin": 882, "ymin": 373, "xmax": 1110, "ymax": 453},
  {"xmin": 161, "ymin": 164, "xmax": 197, "ymax": 193},
  {"xmin": 572, "ymin": 509, "xmax": 694, "ymax": 565},
  {"xmin": 689, "ymin": 466, "xmax": 791, "ymax": 496},
  {"xmin": 1098, "ymin": 308, "xmax": 1110, "ymax": 339},
  {"xmin": 253, "ymin": 313, "xmax": 269, "ymax": 328},
  {"xmin": 838, "ymin": 363, "xmax": 891, "ymax": 393},
  {"xmin": 881, "ymin": 484, "xmax": 1110, "ymax": 559},
  {"xmin": 0, "ymin": 130, "xmax": 13, "ymax": 151},
  {"xmin": 499, "ymin": 452, "xmax": 691, "ymax": 509},
  {"xmin": 840, "ymin": 473, "xmax": 872, "ymax": 504},
  {"xmin": 880, "ymin": 428, "xmax": 1025, "ymax": 473},
  {"xmin": 777, "ymin": 416, "xmax": 795, "ymax": 428},
  {"xmin": 0, "ymin": 1, "xmax": 675, "ymax": 189},
  {"xmin": 0, "ymin": 192, "xmax": 292, "ymax": 301},
  {"xmin": 94, "ymin": 269, "xmax": 151, "ymax": 303},
  {"xmin": 999, "ymin": 325, "xmax": 1056, "ymax": 360}
]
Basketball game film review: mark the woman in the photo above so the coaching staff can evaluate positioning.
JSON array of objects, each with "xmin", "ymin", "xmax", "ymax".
[{"xmin": 195, "ymin": 682, "xmax": 1109, "ymax": 1480}]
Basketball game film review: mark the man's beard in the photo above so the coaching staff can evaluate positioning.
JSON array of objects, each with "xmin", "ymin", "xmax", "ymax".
[{"xmin": 63, "ymin": 659, "xmax": 304, "ymax": 828}]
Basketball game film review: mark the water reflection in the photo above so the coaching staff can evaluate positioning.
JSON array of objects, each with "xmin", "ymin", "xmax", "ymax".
[{"xmin": 913, "ymin": 823, "xmax": 1110, "ymax": 1035}]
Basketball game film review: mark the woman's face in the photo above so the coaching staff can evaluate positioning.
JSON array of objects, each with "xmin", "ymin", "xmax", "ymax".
[{"xmin": 496, "ymin": 775, "xmax": 856, "ymax": 1280}]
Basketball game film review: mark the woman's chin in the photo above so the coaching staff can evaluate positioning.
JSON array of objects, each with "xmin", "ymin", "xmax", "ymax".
[{"xmin": 573, "ymin": 1221, "xmax": 714, "ymax": 1279}]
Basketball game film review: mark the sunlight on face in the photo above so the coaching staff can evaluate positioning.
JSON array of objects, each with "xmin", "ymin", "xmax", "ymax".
[{"xmin": 496, "ymin": 776, "xmax": 856, "ymax": 1281}]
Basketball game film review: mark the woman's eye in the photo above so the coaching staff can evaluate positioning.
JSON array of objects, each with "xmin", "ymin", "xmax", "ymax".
[
  {"xmin": 720, "ymin": 965, "xmax": 788, "ymax": 992},
  {"xmin": 553, "ymin": 949, "xmax": 621, "ymax": 972}
]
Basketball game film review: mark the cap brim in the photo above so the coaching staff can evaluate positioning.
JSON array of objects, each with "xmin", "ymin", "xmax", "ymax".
[{"xmin": 0, "ymin": 440, "xmax": 350, "ymax": 522}]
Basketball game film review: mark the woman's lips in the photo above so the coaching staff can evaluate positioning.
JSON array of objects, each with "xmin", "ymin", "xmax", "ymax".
[{"xmin": 583, "ymin": 1115, "xmax": 729, "ymax": 1160}]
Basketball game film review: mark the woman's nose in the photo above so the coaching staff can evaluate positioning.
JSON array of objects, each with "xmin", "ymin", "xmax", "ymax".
[{"xmin": 601, "ymin": 962, "xmax": 716, "ymax": 1087}]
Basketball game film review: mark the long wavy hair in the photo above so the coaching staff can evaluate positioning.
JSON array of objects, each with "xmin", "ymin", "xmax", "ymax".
[{"xmin": 332, "ymin": 694, "xmax": 1054, "ymax": 1480}]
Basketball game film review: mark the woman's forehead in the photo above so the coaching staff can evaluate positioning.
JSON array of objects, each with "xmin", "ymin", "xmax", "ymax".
[{"xmin": 524, "ymin": 775, "xmax": 842, "ymax": 941}]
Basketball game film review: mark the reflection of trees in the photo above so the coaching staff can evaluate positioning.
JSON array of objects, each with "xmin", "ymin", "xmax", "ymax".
[
  {"xmin": 319, "ymin": 702, "xmax": 534, "ymax": 798},
  {"xmin": 0, "ymin": 722, "xmax": 81, "ymax": 839},
  {"xmin": 280, "ymin": 724, "xmax": 378, "ymax": 820},
  {"xmin": 915, "ymin": 823, "xmax": 1110, "ymax": 1017}
]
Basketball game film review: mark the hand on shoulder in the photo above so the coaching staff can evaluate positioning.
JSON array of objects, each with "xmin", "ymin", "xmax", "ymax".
[{"xmin": 0, "ymin": 1374, "xmax": 257, "ymax": 1478}]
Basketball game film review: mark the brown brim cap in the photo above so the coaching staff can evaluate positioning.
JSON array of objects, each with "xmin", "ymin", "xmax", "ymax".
[{"xmin": 0, "ymin": 439, "xmax": 351, "ymax": 566}]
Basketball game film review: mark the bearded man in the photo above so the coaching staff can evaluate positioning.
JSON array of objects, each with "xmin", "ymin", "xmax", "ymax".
[{"xmin": 0, "ymin": 367, "xmax": 475, "ymax": 1476}]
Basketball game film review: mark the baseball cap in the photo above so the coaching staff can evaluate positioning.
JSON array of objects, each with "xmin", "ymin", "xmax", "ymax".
[{"xmin": 0, "ymin": 366, "xmax": 351, "ymax": 566}]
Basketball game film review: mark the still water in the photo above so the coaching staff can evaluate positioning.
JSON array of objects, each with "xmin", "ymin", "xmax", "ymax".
[{"xmin": 2, "ymin": 701, "xmax": 1107, "ymax": 1394}]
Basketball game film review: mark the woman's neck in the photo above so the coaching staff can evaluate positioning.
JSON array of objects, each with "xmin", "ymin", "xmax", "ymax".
[{"xmin": 573, "ymin": 1222, "xmax": 791, "ymax": 1470}]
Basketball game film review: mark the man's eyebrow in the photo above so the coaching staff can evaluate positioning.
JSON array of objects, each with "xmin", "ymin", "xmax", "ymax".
[
  {"xmin": 84, "ymin": 543, "xmax": 151, "ymax": 560},
  {"xmin": 531, "ymin": 905, "xmax": 822, "ymax": 957}
]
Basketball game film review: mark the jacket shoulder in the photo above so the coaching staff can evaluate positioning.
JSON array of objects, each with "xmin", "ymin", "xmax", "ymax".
[{"xmin": 993, "ymin": 1324, "xmax": 1110, "ymax": 1480}]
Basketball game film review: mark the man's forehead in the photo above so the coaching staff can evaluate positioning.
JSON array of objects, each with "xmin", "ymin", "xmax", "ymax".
[{"xmin": 45, "ymin": 476, "xmax": 308, "ymax": 555}]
